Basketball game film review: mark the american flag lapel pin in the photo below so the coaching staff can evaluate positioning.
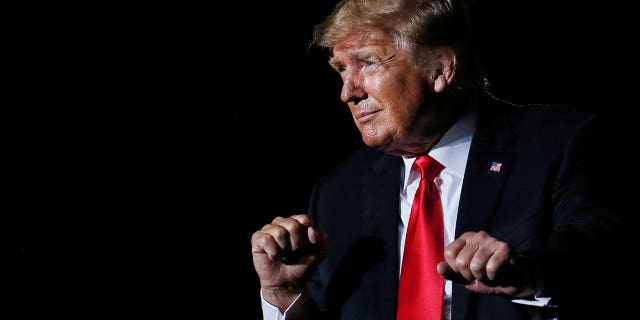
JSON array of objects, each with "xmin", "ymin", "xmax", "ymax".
[{"xmin": 488, "ymin": 161, "xmax": 502, "ymax": 173}]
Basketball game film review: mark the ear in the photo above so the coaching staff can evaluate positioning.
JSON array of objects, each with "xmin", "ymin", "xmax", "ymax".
[{"xmin": 431, "ymin": 47, "xmax": 457, "ymax": 93}]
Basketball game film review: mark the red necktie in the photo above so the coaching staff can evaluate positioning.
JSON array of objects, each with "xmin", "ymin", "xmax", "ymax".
[{"xmin": 397, "ymin": 155, "xmax": 445, "ymax": 320}]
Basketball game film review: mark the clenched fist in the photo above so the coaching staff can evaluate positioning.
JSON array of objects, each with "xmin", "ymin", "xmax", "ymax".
[
  {"xmin": 251, "ymin": 214, "xmax": 327, "ymax": 312},
  {"xmin": 437, "ymin": 231, "xmax": 537, "ymax": 298}
]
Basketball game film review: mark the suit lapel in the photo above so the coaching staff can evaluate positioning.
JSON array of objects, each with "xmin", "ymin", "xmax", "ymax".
[
  {"xmin": 452, "ymin": 101, "xmax": 517, "ymax": 320},
  {"xmin": 361, "ymin": 152, "xmax": 402, "ymax": 320}
]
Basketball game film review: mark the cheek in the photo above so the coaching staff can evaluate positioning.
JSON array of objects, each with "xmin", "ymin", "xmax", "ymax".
[
  {"xmin": 370, "ymin": 76, "xmax": 415, "ymax": 122},
  {"xmin": 361, "ymin": 69, "xmax": 424, "ymax": 133},
  {"xmin": 369, "ymin": 74, "xmax": 385, "ymax": 93},
  {"xmin": 391, "ymin": 75, "xmax": 424, "ymax": 119}
]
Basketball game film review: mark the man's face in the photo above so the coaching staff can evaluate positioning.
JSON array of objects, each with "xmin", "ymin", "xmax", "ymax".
[{"xmin": 330, "ymin": 28, "xmax": 438, "ymax": 156}]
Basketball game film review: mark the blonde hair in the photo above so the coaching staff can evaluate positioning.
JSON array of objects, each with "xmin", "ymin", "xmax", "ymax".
[{"xmin": 313, "ymin": 0, "xmax": 484, "ymax": 88}]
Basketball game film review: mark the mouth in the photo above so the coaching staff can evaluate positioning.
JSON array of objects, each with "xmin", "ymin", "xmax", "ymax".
[{"xmin": 355, "ymin": 109, "xmax": 382, "ymax": 123}]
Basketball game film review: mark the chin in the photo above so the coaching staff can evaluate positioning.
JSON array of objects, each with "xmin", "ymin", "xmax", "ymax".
[
  {"xmin": 361, "ymin": 133, "xmax": 394, "ymax": 152},
  {"xmin": 361, "ymin": 132, "xmax": 418, "ymax": 156}
]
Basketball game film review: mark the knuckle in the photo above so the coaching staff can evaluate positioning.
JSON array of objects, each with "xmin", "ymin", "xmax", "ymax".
[
  {"xmin": 252, "ymin": 233, "xmax": 270, "ymax": 248},
  {"xmin": 250, "ymin": 232, "xmax": 263, "ymax": 245},
  {"xmin": 461, "ymin": 231, "xmax": 474, "ymax": 239},
  {"xmin": 280, "ymin": 221, "xmax": 304, "ymax": 237},
  {"xmin": 486, "ymin": 262, "xmax": 498, "ymax": 273},
  {"xmin": 251, "ymin": 231, "xmax": 262, "ymax": 241},
  {"xmin": 273, "ymin": 226, "xmax": 289, "ymax": 239},
  {"xmin": 469, "ymin": 262, "xmax": 481, "ymax": 273},
  {"xmin": 444, "ymin": 248, "xmax": 455, "ymax": 258},
  {"xmin": 293, "ymin": 214, "xmax": 312, "ymax": 226},
  {"xmin": 496, "ymin": 242, "xmax": 509, "ymax": 252}
]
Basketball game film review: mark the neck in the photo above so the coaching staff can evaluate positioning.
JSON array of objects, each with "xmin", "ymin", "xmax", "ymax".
[{"xmin": 403, "ymin": 91, "xmax": 473, "ymax": 157}]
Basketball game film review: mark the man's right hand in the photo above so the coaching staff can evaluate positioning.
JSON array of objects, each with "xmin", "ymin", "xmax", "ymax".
[{"xmin": 251, "ymin": 214, "xmax": 327, "ymax": 312}]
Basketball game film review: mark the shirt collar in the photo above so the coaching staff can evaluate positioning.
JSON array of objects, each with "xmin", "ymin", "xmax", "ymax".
[{"xmin": 402, "ymin": 109, "xmax": 477, "ymax": 185}]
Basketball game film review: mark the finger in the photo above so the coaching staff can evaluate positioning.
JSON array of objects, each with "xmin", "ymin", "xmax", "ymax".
[
  {"xmin": 251, "ymin": 231, "xmax": 284, "ymax": 261},
  {"xmin": 451, "ymin": 240, "xmax": 479, "ymax": 282},
  {"xmin": 262, "ymin": 225, "xmax": 291, "ymax": 253},
  {"xmin": 437, "ymin": 261, "xmax": 470, "ymax": 284},
  {"xmin": 437, "ymin": 260, "xmax": 449, "ymax": 277},
  {"xmin": 468, "ymin": 244, "xmax": 492, "ymax": 281},
  {"xmin": 274, "ymin": 218, "xmax": 310, "ymax": 252},
  {"xmin": 308, "ymin": 228, "xmax": 328, "ymax": 255},
  {"xmin": 308, "ymin": 226, "xmax": 320, "ymax": 245},
  {"xmin": 444, "ymin": 238, "xmax": 466, "ymax": 273},
  {"xmin": 291, "ymin": 214, "xmax": 313, "ymax": 227},
  {"xmin": 307, "ymin": 227, "xmax": 328, "ymax": 264},
  {"xmin": 485, "ymin": 242, "xmax": 511, "ymax": 281}
]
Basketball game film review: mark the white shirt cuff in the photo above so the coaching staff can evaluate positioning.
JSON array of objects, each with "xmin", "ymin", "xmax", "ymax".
[
  {"xmin": 511, "ymin": 295, "xmax": 555, "ymax": 307},
  {"xmin": 260, "ymin": 290, "xmax": 303, "ymax": 320}
]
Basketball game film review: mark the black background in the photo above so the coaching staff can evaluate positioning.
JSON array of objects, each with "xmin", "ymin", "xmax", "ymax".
[{"xmin": 9, "ymin": 0, "xmax": 635, "ymax": 318}]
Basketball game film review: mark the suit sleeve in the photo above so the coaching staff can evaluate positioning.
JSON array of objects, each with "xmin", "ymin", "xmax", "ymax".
[{"xmin": 533, "ymin": 115, "xmax": 624, "ymax": 316}]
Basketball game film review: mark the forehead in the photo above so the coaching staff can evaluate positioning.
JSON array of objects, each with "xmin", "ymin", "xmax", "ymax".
[{"xmin": 332, "ymin": 27, "xmax": 396, "ymax": 54}]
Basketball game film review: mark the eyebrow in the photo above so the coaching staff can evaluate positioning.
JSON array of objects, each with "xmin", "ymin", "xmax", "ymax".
[
  {"xmin": 328, "ymin": 57, "xmax": 343, "ymax": 71},
  {"xmin": 328, "ymin": 50, "xmax": 374, "ymax": 70},
  {"xmin": 349, "ymin": 51, "xmax": 372, "ymax": 61}
]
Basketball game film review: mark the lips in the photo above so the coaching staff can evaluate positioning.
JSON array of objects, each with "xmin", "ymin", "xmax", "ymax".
[{"xmin": 355, "ymin": 109, "xmax": 381, "ymax": 122}]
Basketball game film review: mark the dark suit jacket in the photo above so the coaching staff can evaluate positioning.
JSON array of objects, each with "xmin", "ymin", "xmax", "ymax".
[{"xmin": 301, "ymin": 93, "xmax": 621, "ymax": 320}]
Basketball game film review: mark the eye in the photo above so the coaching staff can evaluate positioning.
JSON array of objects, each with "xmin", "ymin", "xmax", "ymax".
[
  {"xmin": 328, "ymin": 58, "xmax": 346, "ymax": 74},
  {"xmin": 362, "ymin": 59, "xmax": 379, "ymax": 70},
  {"xmin": 330, "ymin": 63, "xmax": 346, "ymax": 74}
]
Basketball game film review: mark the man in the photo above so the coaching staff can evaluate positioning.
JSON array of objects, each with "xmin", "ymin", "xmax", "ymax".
[{"xmin": 251, "ymin": 0, "xmax": 620, "ymax": 319}]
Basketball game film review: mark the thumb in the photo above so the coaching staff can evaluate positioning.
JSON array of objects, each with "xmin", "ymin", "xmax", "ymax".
[{"xmin": 308, "ymin": 227, "xmax": 328, "ymax": 258}]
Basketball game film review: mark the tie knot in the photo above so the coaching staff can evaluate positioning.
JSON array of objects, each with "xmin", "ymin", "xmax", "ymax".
[{"xmin": 413, "ymin": 155, "xmax": 444, "ymax": 182}]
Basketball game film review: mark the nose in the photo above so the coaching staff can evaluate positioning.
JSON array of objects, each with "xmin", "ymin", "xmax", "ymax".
[{"xmin": 340, "ymin": 72, "xmax": 367, "ymax": 104}]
